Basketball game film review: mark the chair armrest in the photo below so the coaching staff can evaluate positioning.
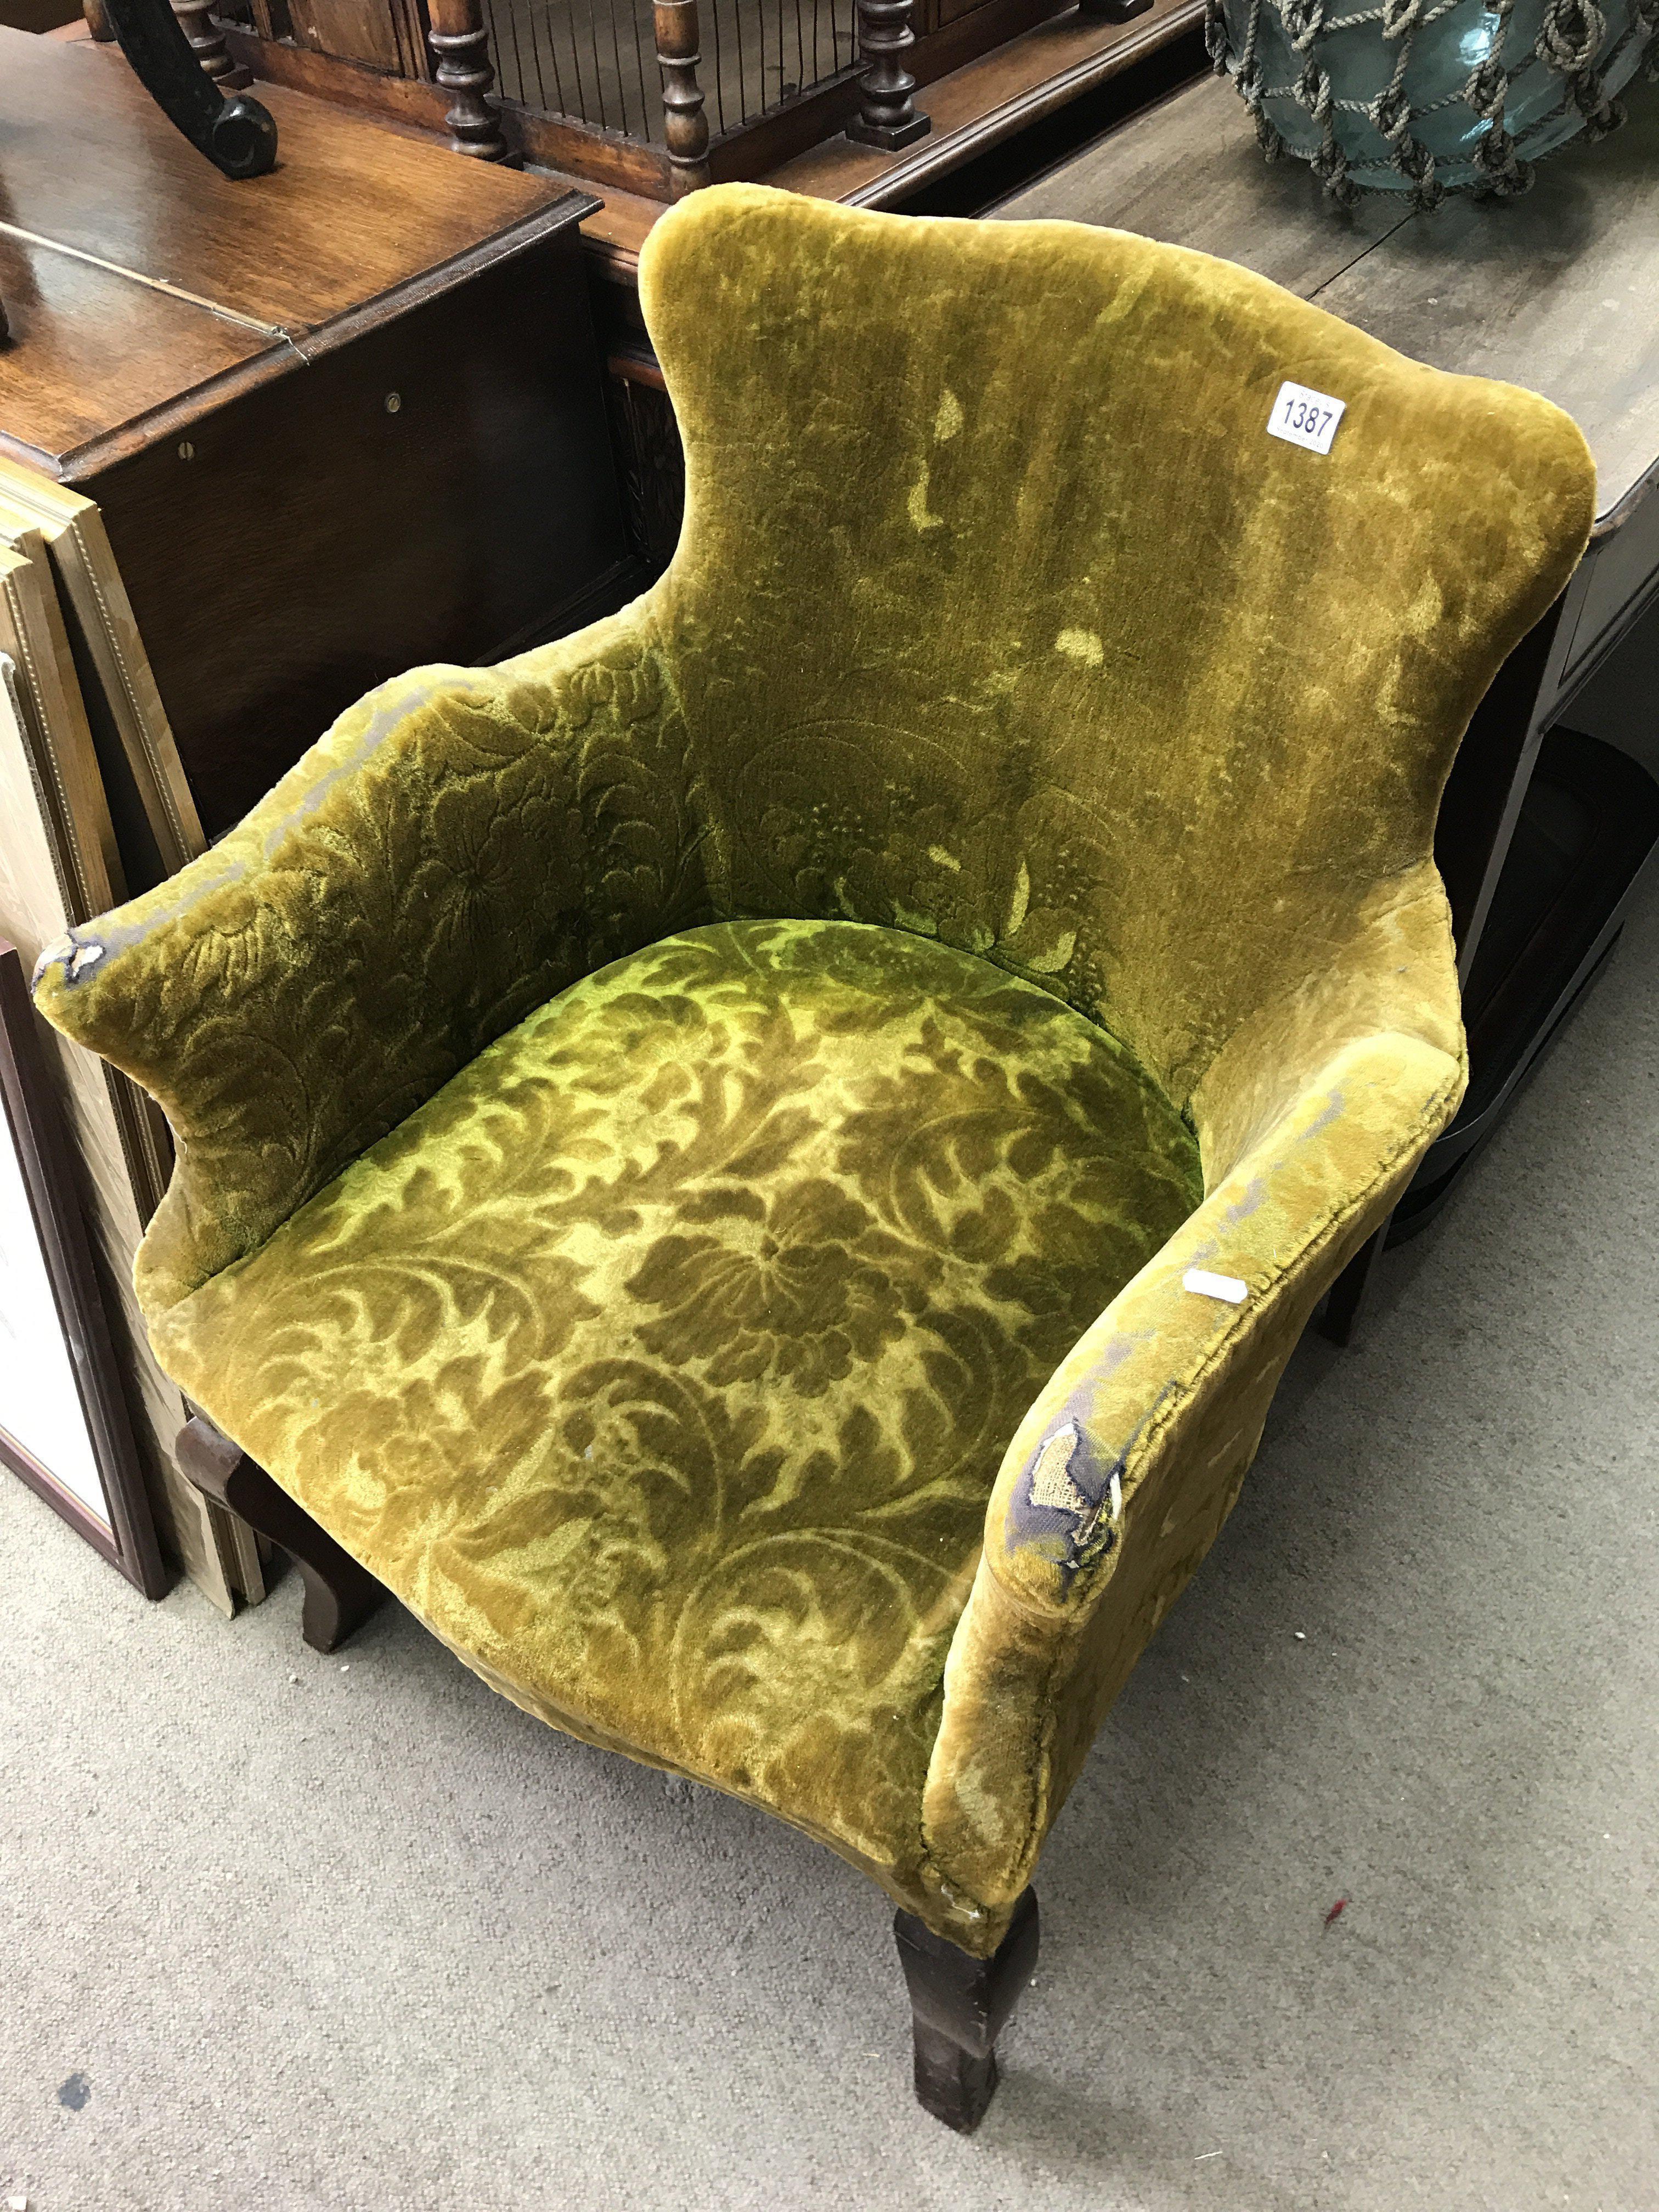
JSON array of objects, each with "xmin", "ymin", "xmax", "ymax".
[
  {"xmin": 917, "ymin": 1026, "xmax": 1465, "ymax": 1946},
  {"xmin": 32, "ymin": 599, "xmax": 703, "ymax": 1317}
]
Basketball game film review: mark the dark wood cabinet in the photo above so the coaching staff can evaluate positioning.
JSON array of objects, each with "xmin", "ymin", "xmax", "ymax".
[{"xmin": 0, "ymin": 30, "xmax": 634, "ymax": 849}]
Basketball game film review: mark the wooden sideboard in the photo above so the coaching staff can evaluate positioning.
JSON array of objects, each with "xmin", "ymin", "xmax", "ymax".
[{"xmin": 0, "ymin": 28, "xmax": 634, "ymax": 858}]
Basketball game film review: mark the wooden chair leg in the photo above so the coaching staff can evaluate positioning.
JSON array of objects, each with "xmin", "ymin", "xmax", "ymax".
[
  {"xmin": 893, "ymin": 1888, "xmax": 1039, "ymax": 2132},
  {"xmin": 1319, "ymin": 1221, "xmax": 1388, "ymax": 1346},
  {"xmin": 176, "ymin": 1412, "xmax": 388, "ymax": 1654}
]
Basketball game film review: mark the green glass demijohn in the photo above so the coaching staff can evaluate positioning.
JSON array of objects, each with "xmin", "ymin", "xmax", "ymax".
[{"xmin": 1207, "ymin": 0, "xmax": 1659, "ymax": 206}]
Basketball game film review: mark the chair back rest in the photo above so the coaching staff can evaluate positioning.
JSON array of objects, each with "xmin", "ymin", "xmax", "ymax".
[{"xmin": 640, "ymin": 187, "xmax": 1594, "ymax": 1101}]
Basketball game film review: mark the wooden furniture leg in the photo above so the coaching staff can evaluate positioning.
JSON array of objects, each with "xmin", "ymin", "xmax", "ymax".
[
  {"xmin": 1319, "ymin": 1222, "xmax": 1387, "ymax": 1346},
  {"xmin": 176, "ymin": 1412, "xmax": 387, "ymax": 1652},
  {"xmin": 893, "ymin": 1888, "xmax": 1039, "ymax": 2132},
  {"xmin": 847, "ymin": 0, "xmax": 930, "ymax": 150}
]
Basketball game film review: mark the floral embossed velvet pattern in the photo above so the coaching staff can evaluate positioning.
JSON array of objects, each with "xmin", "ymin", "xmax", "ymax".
[
  {"xmin": 148, "ymin": 921, "xmax": 1201, "ymax": 1889},
  {"xmin": 33, "ymin": 189, "xmax": 1596, "ymax": 1950}
]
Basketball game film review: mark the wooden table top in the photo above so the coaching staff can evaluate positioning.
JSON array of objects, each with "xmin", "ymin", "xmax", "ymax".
[
  {"xmin": 0, "ymin": 29, "xmax": 591, "ymax": 479},
  {"xmin": 994, "ymin": 71, "xmax": 1659, "ymax": 531}
]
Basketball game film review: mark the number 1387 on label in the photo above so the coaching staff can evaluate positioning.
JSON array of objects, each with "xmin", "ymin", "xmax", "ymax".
[{"xmin": 1268, "ymin": 381, "xmax": 1347, "ymax": 455}]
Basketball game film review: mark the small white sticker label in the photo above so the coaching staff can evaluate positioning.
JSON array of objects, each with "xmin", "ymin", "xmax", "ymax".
[
  {"xmin": 1184, "ymin": 1268, "xmax": 1249, "ymax": 1305},
  {"xmin": 1268, "ymin": 381, "xmax": 1346, "ymax": 455}
]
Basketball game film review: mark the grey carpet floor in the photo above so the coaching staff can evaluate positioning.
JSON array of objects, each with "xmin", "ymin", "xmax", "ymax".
[{"xmin": 4, "ymin": 868, "xmax": 1656, "ymax": 2212}]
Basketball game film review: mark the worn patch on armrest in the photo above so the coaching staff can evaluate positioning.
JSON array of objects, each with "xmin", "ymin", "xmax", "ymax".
[{"xmin": 1006, "ymin": 1418, "xmax": 1120, "ymax": 1584}]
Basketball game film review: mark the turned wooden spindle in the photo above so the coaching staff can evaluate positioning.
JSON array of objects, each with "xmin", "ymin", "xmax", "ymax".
[
  {"xmin": 653, "ymin": 0, "xmax": 712, "ymax": 197},
  {"xmin": 170, "ymin": 0, "xmax": 252, "ymax": 91},
  {"xmin": 847, "ymin": 0, "xmax": 929, "ymax": 149},
  {"xmin": 427, "ymin": 0, "xmax": 512, "ymax": 163}
]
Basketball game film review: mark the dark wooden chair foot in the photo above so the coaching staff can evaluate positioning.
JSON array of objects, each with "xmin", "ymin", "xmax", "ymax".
[
  {"xmin": 1319, "ymin": 1221, "xmax": 1387, "ymax": 1347},
  {"xmin": 894, "ymin": 1888, "xmax": 1039, "ymax": 2132},
  {"xmin": 913, "ymin": 2020, "xmax": 998, "ymax": 2131},
  {"xmin": 176, "ymin": 1413, "xmax": 388, "ymax": 1653}
]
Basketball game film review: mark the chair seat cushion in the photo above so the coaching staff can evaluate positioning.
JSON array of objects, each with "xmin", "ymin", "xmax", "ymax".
[{"xmin": 158, "ymin": 919, "xmax": 1201, "ymax": 1893}]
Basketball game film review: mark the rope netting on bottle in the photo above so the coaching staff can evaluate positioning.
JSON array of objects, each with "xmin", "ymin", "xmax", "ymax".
[{"xmin": 1206, "ymin": 0, "xmax": 1659, "ymax": 207}]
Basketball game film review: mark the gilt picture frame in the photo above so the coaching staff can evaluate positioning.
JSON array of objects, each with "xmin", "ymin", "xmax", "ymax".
[
  {"xmin": 0, "ymin": 940, "xmax": 166, "ymax": 1593},
  {"xmin": 0, "ymin": 460, "xmax": 206, "ymax": 890},
  {"xmin": 0, "ymin": 546, "xmax": 260, "ymax": 1612}
]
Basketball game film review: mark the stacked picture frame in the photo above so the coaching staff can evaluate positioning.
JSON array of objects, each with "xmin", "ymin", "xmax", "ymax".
[
  {"xmin": 0, "ymin": 936, "xmax": 164, "ymax": 1593},
  {"xmin": 0, "ymin": 472, "xmax": 264, "ymax": 1614}
]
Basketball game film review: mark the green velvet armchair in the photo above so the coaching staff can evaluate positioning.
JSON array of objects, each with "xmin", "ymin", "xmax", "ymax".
[{"xmin": 33, "ymin": 185, "xmax": 1593, "ymax": 2131}]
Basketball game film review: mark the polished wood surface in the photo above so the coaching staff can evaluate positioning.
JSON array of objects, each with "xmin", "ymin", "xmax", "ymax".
[
  {"xmin": 0, "ymin": 232, "xmax": 268, "ymax": 483},
  {"xmin": 222, "ymin": 20, "xmax": 456, "ymax": 126},
  {"xmin": 0, "ymin": 31, "xmax": 597, "ymax": 485},
  {"xmin": 0, "ymin": 27, "xmax": 628, "ymax": 836},
  {"xmin": 0, "ymin": 31, "xmax": 566, "ymax": 341},
  {"xmin": 996, "ymin": 68, "xmax": 1659, "ymax": 526}
]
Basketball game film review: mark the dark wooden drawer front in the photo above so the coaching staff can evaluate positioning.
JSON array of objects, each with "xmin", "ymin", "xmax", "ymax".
[{"xmin": 91, "ymin": 229, "xmax": 628, "ymax": 838}]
